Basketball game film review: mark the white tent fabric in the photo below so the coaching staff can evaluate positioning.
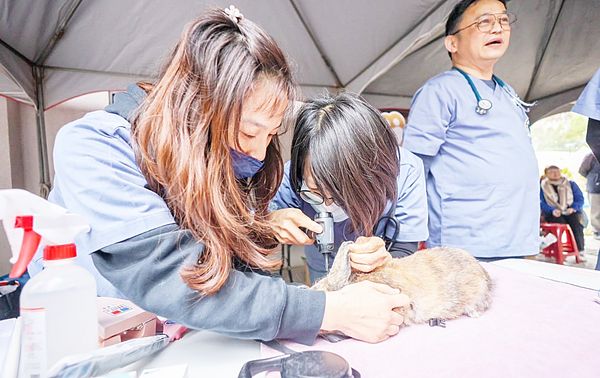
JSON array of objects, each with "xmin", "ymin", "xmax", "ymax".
[
  {"xmin": 363, "ymin": 0, "xmax": 600, "ymax": 122},
  {"xmin": 1, "ymin": 0, "xmax": 599, "ymax": 193},
  {"xmin": 2, "ymin": 0, "xmax": 599, "ymax": 113}
]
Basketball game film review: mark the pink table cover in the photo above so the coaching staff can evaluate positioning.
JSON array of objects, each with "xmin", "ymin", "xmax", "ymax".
[{"xmin": 262, "ymin": 263, "xmax": 600, "ymax": 377}]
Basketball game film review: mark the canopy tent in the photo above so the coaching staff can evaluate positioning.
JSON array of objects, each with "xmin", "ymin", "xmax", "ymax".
[{"xmin": 1, "ymin": 0, "xmax": 599, "ymax": 195}]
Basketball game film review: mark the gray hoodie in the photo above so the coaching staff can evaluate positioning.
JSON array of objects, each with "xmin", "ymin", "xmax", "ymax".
[{"xmin": 90, "ymin": 84, "xmax": 326, "ymax": 344}]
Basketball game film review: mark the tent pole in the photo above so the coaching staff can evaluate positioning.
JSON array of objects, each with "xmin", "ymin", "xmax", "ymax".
[
  {"xmin": 33, "ymin": 65, "xmax": 51, "ymax": 198},
  {"xmin": 35, "ymin": 0, "xmax": 84, "ymax": 65},
  {"xmin": 30, "ymin": 0, "xmax": 82, "ymax": 197}
]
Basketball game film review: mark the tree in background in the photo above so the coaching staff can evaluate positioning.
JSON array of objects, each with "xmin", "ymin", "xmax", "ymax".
[{"xmin": 531, "ymin": 112, "xmax": 588, "ymax": 152}]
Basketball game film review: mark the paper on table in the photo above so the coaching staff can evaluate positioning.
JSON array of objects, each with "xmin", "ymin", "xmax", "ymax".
[{"xmin": 491, "ymin": 258, "xmax": 600, "ymax": 291}]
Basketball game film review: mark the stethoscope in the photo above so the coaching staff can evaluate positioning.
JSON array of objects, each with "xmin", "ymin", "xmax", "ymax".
[
  {"xmin": 453, "ymin": 66, "xmax": 536, "ymax": 115},
  {"xmin": 373, "ymin": 214, "xmax": 400, "ymax": 251},
  {"xmin": 340, "ymin": 205, "xmax": 400, "ymax": 252}
]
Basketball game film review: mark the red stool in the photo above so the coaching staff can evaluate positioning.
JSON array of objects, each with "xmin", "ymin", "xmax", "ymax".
[{"xmin": 540, "ymin": 222, "xmax": 582, "ymax": 265}]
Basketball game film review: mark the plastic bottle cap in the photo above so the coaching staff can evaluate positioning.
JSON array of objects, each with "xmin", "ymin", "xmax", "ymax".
[{"xmin": 44, "ymin": 244, "xmax": 77, "ymax": 260}]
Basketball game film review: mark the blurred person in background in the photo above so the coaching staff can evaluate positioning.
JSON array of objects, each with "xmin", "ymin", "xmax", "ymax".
[{"xmin": 540, "ymin": 165, "xmax": 585, "ymax": 254}]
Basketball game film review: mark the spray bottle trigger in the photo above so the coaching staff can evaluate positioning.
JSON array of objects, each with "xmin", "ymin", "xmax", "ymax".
[{"xmin": 9, "ymin": 215, "xmax": 42, "ymax": 279}]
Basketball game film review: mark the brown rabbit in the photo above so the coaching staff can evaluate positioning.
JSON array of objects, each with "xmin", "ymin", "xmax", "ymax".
[{"xmin": 312, "ymin": 242, "xmax": 493, "ymax": 326}]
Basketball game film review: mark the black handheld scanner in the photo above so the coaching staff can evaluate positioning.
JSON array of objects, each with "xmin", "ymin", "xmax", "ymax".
[
  {"xmin": 303, "ymin": 212, "xmax": 335, "ymax": 253},
  {"xmin": 301, "ymin": 212, "xmax": 335, "ymax": 272},
  {"xmin": 313, "ymin": 212, "xmax": 335, "ymax": 254}
]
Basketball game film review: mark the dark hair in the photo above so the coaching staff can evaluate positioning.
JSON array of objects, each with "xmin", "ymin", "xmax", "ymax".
[
  {"xmin": 445, "ymin": 0, "xmax": 507, "ymax": 36},
  {"xmin": 544, "ymin": 165, "xmax": 560, "ymax": 173},
  {"xmin": 290, "ymin": 93, "xmax": 400, "ymax": 235}
]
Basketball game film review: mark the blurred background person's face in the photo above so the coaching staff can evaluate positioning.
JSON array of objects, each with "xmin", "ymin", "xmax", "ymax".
[{"xmin": 545, "ymin": 168, "xmax": 562, "ymax": 181}]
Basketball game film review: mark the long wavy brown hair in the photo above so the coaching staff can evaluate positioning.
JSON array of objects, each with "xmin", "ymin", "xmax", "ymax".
[{"xmin": 132, "ymin": 9, "xmax": 296, "ymax": 295}]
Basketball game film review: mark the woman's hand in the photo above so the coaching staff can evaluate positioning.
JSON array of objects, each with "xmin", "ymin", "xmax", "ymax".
[
  {"xmin": 269, "ymin": 208, "xmax": 323, "ymax": 245},
  {"xmin": 321, "ymin": 280, "xmax": 410, "ymax": 343},
  {"xmin": 552, "ymin": 209, "xmax": 561, "ymax": 217},
  {"xmin": 348, "ymin": 236, "xmax": 392, "ymax": 273}
]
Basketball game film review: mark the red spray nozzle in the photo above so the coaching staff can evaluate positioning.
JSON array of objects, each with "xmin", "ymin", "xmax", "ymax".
[{"xmin": 9, "ymin": 215, "xmax": 41, "ymax": 279}]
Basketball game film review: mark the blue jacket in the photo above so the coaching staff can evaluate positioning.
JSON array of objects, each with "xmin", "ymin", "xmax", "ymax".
[{"xmin": 540, "ymin": 180, "xmax": 584, "ymax": 215}]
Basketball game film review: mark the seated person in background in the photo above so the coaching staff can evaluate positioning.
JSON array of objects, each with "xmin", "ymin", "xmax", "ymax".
[
  {"xmin": 540, "ymin": 165, "xmax": 585, "ymax": 253},
  {"xmin": 270, "ymin": 93, "xmax": 429, "ymax": 283}
]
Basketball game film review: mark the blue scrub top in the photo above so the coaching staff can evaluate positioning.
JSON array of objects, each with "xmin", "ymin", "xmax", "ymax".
[
  {"xmin": 27, "ymin": 111, "xmax": 176, "ymax": 297},
  {"xmin": 271, "ymin": 147, "xmax": 429, "ymax": 275},
  {"xmin": 403, "ymin": 69, "xmax": 540, "ymax": 258},
  {"xmin": 573, "ymin": 68, "xmax": 600, "ymax": 120}
]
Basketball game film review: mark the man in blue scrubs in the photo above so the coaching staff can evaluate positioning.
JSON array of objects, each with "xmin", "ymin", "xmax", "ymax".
[
  {"xmin": 403, "ymin": 0, "xmax": 540, "ymax": 260},
  {"xmin": 573, "ymin": 67, "xmax": 600, "ymax": 270}
]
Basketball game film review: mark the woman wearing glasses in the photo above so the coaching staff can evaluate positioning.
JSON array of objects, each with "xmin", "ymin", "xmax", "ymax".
[
  {"xmin": 36, "ymin": 8, "xmax": 410, "ymax": 346},
  {"xmin": 270, "ymin": 93, "xmax": 429, "ymax": 283},
  {"xmin": 403, "ymin": 0, "xmax": 540, "ymax": 260}
]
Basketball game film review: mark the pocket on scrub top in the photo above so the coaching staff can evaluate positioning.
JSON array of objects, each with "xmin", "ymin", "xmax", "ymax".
[{"xmin": 440, "ymin": 185, "xmax": 511, "ymax": 247}]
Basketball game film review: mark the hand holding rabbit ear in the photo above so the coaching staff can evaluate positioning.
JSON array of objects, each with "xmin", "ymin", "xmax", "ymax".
[{"xmin": 348, "ymin": 236, "xmax": 392, "ymax": 273}]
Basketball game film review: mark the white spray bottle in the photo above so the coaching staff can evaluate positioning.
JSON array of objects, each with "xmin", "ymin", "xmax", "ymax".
[{"xmin": 0, "ymin": 189, "xmax": 98, "ymax": 377}]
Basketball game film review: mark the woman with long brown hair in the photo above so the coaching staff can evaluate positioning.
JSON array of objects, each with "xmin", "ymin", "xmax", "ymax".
[
  {"xmin": 270, "ymin": 93, "xmax": 429, "ymax": 283},
  {"xmin": 31, "ymin": 8, "xmax": 408, "ymax": 344}
]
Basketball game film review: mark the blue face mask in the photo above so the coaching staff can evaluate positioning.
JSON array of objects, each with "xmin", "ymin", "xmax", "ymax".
[{"xmin": 230, "ymin": 148, "xmax": 264, "ymax": 179}]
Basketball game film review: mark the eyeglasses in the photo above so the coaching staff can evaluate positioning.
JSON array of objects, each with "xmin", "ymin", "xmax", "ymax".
[
  {"xmin": 298, "ymin": 187, "xmax": 333, "ymax": 205},
  {"xmin": 451, "ymin": 12, "xmax": 517, "ymax": 35}
]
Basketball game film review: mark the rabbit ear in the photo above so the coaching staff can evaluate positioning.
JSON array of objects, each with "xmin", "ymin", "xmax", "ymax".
[{"xmin": 311, "ymin": 241, "xmax": 354, "ymax": 291}]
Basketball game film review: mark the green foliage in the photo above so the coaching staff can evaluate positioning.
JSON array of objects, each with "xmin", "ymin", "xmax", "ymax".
[
  {"xmin": 531, "ymin": 112, "xmax": 588, "ymax": 151},
  {"xmin": 532, "ymin": 112, "xmax": 590, "ymax": 194},
  {"xmin": 561, "ymin": 167, "xmax": 572, "ymax": 179}
]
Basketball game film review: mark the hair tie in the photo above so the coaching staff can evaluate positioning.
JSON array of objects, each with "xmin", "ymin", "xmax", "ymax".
[{"xmin": 224, "ymin": 5, "xmax": 243, "ymax": 24}]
